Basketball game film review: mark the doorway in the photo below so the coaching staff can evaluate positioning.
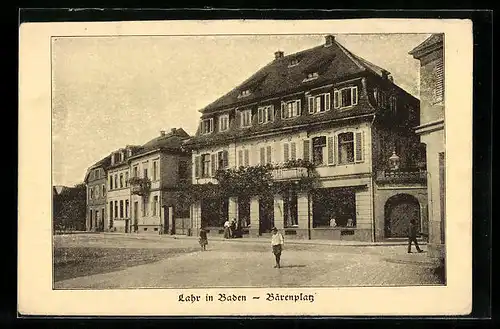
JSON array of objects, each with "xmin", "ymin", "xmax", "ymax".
[
  {"xmin": 384, "ymin": 194, "xmax": 420, "ymax": 238},
  {"xmin": 259, "ymin": 195, "xmax": 274, "ymax": 234}
]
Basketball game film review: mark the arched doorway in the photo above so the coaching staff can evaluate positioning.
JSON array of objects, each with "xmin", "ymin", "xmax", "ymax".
[{"xmin": 384, "ymin": 194, "xmax": 420, "ymax": 238}]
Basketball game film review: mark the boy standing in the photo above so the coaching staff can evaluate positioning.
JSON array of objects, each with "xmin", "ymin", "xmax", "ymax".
[{"xmin": 271, "ymin": 227, "xmax": 284, "ymax": 268}]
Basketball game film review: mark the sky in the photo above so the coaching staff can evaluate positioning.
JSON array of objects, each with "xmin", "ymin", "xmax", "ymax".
[{"xmin": 52, "ymin": 33, "xmax": 430, "ymax": 187}]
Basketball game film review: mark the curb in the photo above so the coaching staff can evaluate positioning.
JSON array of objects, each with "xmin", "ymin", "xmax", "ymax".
[{"xmin": 99, "ymin": 232, "xmax": 425, "ymax": 247}]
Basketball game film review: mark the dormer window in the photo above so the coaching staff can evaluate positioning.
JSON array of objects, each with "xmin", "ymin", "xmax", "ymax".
[
  {"xmin": 219, "ymin": 114, "xmax": 229, "ymax": 132},
  {"xmin": 334, "ymin": 86, "xmax": 358, "ymax": 109},
  {"xmin": 281, "ymin": 99, "xmax": 301, "ymax": 119},
  {"xmin": 257, "ymin": 105, "xmax": 274, "ymax": 124},
  {"xmin": 238, "ymin": 89, "xmax": 251, "ymax": 98},
  {"xmin": 288, "ymin": 58, "xmax": 300, "ymax": 67},
  {"xmin": 303, "ymin": 72, "xmax": 319, "ymax": 82},
  {"xmin": 308, "ymin": 93, "xmax": 331, "ymax": 114},
  {"xmin": 240, "ymin": 109, "xmax": 252, "ymax": 128},
  {"xmin": 200, "ymin": 118, "xmax": 214, "ymax": 135}
]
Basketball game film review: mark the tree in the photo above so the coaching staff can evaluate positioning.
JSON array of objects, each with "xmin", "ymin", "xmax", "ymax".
[{"xmin": 53, "ymin": 183, "xmax": 87, "ymax": 232}]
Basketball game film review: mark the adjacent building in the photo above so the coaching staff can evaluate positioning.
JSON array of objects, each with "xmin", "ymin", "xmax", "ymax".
[
  {"xmin": 106, "ymin": 145, "xmax": 141, "ymax": 232},
  {"xmin": 128, "ymin": 128, "xmax": 191, "ymax": 234},
  {"xmin": 410, "ymin": 34, "xmax": 445, "ymax": 259},
  {"xmin": 83, "ymin": 156, "xmax": 111, "ymax": 231},
  {"xmin": 184, "ymin": 35, "xmax": 427, "ymax": 242}
]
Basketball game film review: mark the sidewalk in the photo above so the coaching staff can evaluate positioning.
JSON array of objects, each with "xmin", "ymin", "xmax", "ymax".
[{"xmin": 101, "ymin": 231, "xmax": 426, "ymax": 247}]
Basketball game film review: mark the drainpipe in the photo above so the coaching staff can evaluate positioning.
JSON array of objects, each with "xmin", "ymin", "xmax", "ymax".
[{"xmin": 370, "ymin": 114, "xmax": 377, "ymax": 243}]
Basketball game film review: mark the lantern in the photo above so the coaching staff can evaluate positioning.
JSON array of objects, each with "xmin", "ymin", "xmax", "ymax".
[{"xmin": 389, "ymin": 151, "xmax": 400, "ymax": 171}]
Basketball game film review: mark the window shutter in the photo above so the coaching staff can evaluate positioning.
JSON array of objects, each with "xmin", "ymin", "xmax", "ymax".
[
  {"xmin": 238, "ymin": 150, "xmax": 243, "ymax": 167},
  {"xmin": 355, "ymin": 131, "xmax": 364, "ymax": 162},
  {"xmin": 260, "ymin": 147, "xmax": 265, "ymax": 165},
  {"xmin": 257, "ymin": 108, "xmax": 263, "ymax": 123},
  {"xmin": 290, "ymin": 142, "xmax": 296, "ymax": 160},
  {"xmin": 283, "ymin": 143, "xmax": 289, "ymax": 162},
  {"xmin": 327, "ymin": 136, "xmax": 334, "ymax": 165},
  {"xmin": 308, "ymin": 96, "xmax": 314, "ymax": 113},
  {"xmin": 244, "ymin": 149, "xmax": 249, "ymax": 166},
  {"xmin": 211, "ymin": 154, "xmax": 217, "ymax": 176},
  {"xmin": 352, "ymin": 87, "xmax": 358, "ymax": 106},
  {"xmin": 281, "ymin": 102, "xmax": 285, "ymax": 119},
  {"xmin": 297, "ymin": 100, "xmax": 302, "ymax": 116},
  {"xmin": 334, "ymin": 90, "xmax": 340, "ymax": 109},
  {"xmin": 194, "ymin": 156, "xmax": 200, "ymax": 178},
  {"xmin": 325, "ymin": 93, "xmax": 331, "ymax": 111},
  {"xmin": 266, "ymin": 146, "xmax": 272, "ymax": 164},
  {"xmin": 315, "ymin": 96, "xmax": 320, "ymax": 112},
  {"xmin": 434, "ymin": 59, "xmax": 444, "ymax": 102},
  {"xmin": 270, "ymin": 105, "xmax": 275, "ymax": 122},
  {"xmin": 303, "ymin": 140, "xmax": 310, "ymax": 161}
]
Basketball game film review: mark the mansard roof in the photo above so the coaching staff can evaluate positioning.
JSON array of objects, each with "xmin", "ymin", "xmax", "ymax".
[{"xmin": 201, "ymin": 36, "xmax": 388, "ymax": 114}]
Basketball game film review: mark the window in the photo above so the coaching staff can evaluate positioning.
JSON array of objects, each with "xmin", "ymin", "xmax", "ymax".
[
  {"xmin": 125, "ymin": 200, "xmax": 130, "ymax": 218},
  {"xmin": 109, "ymin": 201, "xmax": 113, "ymax": 221},
  {"xmin": 283, "ymin": 142, "xmax": 297, "ymax": 162},
  {"xmin": 202, "ymin": 154, "xmax": 211, "ymax": 178},
  {"xmin": 119, "ymin": 200, "xmax": 124, "ymax": 218},
  {"xmin": 143, "ymin": 167, "xmax": 148, "ymax": 179},
  {"xmin": 153, "ymin": 161, "xmax": 158, "ymax": 181},
  {"xmin": 338, "ymin": 132, "xmax": 354, "ymax": 164},
  {"xmin": 102, "ymin": 184, "xmax": 105, "ymax": 196},
  {"xmin": 240, "ymin": 109, "xmax": 252, "ymax": 127},
  {"xmin": 89, "ymin": 187, "xmax": 93, "ymax": 200},
  {"xmin": 95, "ymin": 186, "xmax": 99, "ymax": 198},
  {"xmin": 109, "ymin": 176, "xmax": 113, "ymax": 190},
  {"xmin": 152, "ymin": 196, "xmax": 158, "ymax": 216},
  {"xmin": 374, "ymin": 89, "xmax": 388, "ymax": 109},
  {"xmin": 133, "ymin": 166, "xmax": 138, "ymax": 178},
  {"xmin": 238, "ymin": 89, "xmax": 251, "ymax": 98},
  {"xmin": 114, "ymin": 174, "xmax": 118, "ymax": 189},
  {"xmin": 312, "ymin": 136, "xmax": 327, "ymax": 165},
  {"xmin": 281, "ymin": 100, "xmax": 301, "ymax": 119},
  {"xmin": 389, "ymin": 95, "xmax": 397, "ymax": 113},
  {"xmin": 334, "ymin": 86, "xmax": 358, "ymax": 109},
  {"xmin": 260, "ymin": 146, "xmax": 272, "ymax": 165},
  {"xmin": 237, "ymin": 149, "xmax": 250, "ymax": 167},
  {"xmin": 258, "ymin": 105, "xmax": 274, "ymax": 124},
  {"xmin": 120, "ymin": 174, "xmax": 124, "ymax": 188},
  {"xmin": 244, "ymin": 149, "xmax": 250, "ymax": 166},
  {"xmin": 289, "ymin": 58, "xmax": 300, "ymax": 67},
  {"xmin": 217, "ymin": 151, "xmax": 229, "ymax": 170},
  {"xmin": 433, "ymin": 58, "xmax": 444, "ymax": 103},
  {"xmin": 303, "ymin": 72, "xmax": 319, "ymax": 82},
  {"xmin": 125, "ymin": 172, "xmax": 129, "ymax": 187},
  {"xmin": 114, "ymin": 201, "xmax": 118, "ymax": 219},
  {"xmin": 219, "ymin": 114, "xmax": 229, "ymax": 132},
  {"xmin": 308, "ymin": 93, "xmax": 331, "ymax": 113},
  {"xmin": 200, "ymin": 118, "xmax": 214, "ymax": 135}
]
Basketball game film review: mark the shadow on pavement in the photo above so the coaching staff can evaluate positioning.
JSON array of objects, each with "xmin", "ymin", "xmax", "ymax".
[{"xmin": 280, "ymin": 265, "xmax": 307, "ymax": 268}]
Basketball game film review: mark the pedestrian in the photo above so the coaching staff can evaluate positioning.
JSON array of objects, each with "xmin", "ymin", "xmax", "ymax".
[
  {"xmin": 199, "ymin": 227, "xmax": 208, "ymax": 251},
  {"xmin": 271, "ymin": 227, "xmax": 284, "ymax": 268},
  {"xmin": 230, "ymin": 218, "xmax": 237, "ymax": 238},
  {"xmin": 408, "ymin": 218, "xmax": 423, "ymax": 253},
  {"xmin": 223, "ymin": 220, "xmax": 230, "ymax": 239}
]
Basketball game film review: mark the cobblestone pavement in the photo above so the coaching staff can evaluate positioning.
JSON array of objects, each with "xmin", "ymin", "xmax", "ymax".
[{"xmin": 54, "ymin": 234, "xmax": 444, "ymax": 289}]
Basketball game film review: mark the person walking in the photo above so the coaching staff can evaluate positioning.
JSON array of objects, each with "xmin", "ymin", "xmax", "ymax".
[
  {"xmin": 271, "ymin": 227, "xmax": 284, "ymax": 268},
  {"xmin": 199, "ymin": 227, "xmax": 208, "ymax": 251},
  {"xmin": 408, "ymin": 218, "xmax": 423, "ymax": 253},
  {"xmin": 223, "ymin": 219, "xmax": 230, "ymax": 239}
]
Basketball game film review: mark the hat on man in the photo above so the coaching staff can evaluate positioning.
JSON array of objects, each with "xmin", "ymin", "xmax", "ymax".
[{"xmin": 271, "ymin": 227, "xmax": 277, "ymax": 231}]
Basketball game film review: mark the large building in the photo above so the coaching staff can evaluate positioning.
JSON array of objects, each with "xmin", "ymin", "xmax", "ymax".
[
  {"xmin": 83, "ymin": 156, "xmax": 111, "ymax": 231},
  {"xmin": 128, "ymin": 128, "xmax": 191, "ymax": 234},
  {"xmin": 410, "ymin": 34, "xmax": 445, "ymax": 259},
  {"xmin": 184, "ymin": 35, "xmax": 427, "ymax": 242}
]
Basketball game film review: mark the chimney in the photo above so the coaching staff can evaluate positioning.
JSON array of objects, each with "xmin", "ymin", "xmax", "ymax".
[
  {"xmin": 274, "ymin": 50, "xmax": 284, "ymax": 60},
  {"xmin": 171, "ymin": 128, "xmax": 177, "ymax": 134},
  {"xmin": 381, "ymin": 70, "xmax": 391, "ymax": 80},
  {"xmin": 160, "ymin": 130, "xmax": 166, "ymax": 136},
  {"xmin": 325, "ymin": 34, "xmax": 335, "ymax": 47}
]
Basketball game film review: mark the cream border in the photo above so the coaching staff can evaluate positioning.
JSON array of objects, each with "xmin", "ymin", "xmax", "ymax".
[{"xmin": 18, "ymin": 19, "xmax": 473, "ymax": 316}]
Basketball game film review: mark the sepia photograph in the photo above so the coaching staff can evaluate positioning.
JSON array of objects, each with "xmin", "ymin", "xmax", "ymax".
[{"xmin": 19, "ymin": 19, "xmax": 472, "ymax": 316}]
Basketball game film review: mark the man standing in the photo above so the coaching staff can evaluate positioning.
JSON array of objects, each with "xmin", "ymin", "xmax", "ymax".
[
  {"xmin": 408, "ymin": 218, "xmax": 424, "ymax": 253},
  {"xmin": 271, "ymin": 227, "xmax": 284, "ymax": 268}
]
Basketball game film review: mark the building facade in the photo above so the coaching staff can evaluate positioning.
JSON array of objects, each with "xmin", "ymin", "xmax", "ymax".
[
  {"xmin": 83, "ymin": 156, "xmax": 111, "ymax": 231},
  {"xmin": 106, "ymin": 145, "xmax": 141, "ymax": 232},
  {"xmin": 128, "ymin": 128, "xmax": 192, "ymax": 234},
  {"xmin": 410, "ymin": 34, "xmax": 445, "ymax": 259},
  {"xmin": 185, "ymin": 35, "xmax": 427, "ymax": 242}
]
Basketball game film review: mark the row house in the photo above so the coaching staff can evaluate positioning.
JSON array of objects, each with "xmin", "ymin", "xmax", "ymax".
[
  {"xmin": 106, "ymin": 145, "xmax": 142, "ymax": 232},
  {"xmin": 184, "ymin": 35, "xmax": 427, "ymax": 242},
  {"xmin": 410, "ymin": 34, "xmax": 445, "ymax": 259},
  {"xmin": 128, "ymin": 128, "xmax": 191, "ymax": 234},
  {"xmin": 83, "ymin": 155, "xmax": 111, "ymax": 231}
]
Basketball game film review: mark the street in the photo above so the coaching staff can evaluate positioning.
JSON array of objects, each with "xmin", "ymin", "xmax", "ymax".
[{"xmin": 53, "ymin": 233, "xmax": 444, "ymax": 289}]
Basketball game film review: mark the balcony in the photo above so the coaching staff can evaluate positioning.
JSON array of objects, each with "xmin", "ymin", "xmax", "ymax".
[
  {"xmin": 376, "ymin": 170, "xmax": 427, "ymax": 185},
  {"xmin": 271, "ymin": 167, "xmax": 309, "ymax": 180},
  {"xmin": 128, "ymin": 177, "xmax": 151, "ymax": 196}
]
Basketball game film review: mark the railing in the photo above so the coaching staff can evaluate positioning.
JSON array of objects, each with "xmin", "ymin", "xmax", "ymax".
[
  {"xmin": 271, "ymin": 167, "xmax": 309, "ymax": 180},
  {"xmin": 376, "ymin": 170, "xmax": 427, "ymax": 184}
]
